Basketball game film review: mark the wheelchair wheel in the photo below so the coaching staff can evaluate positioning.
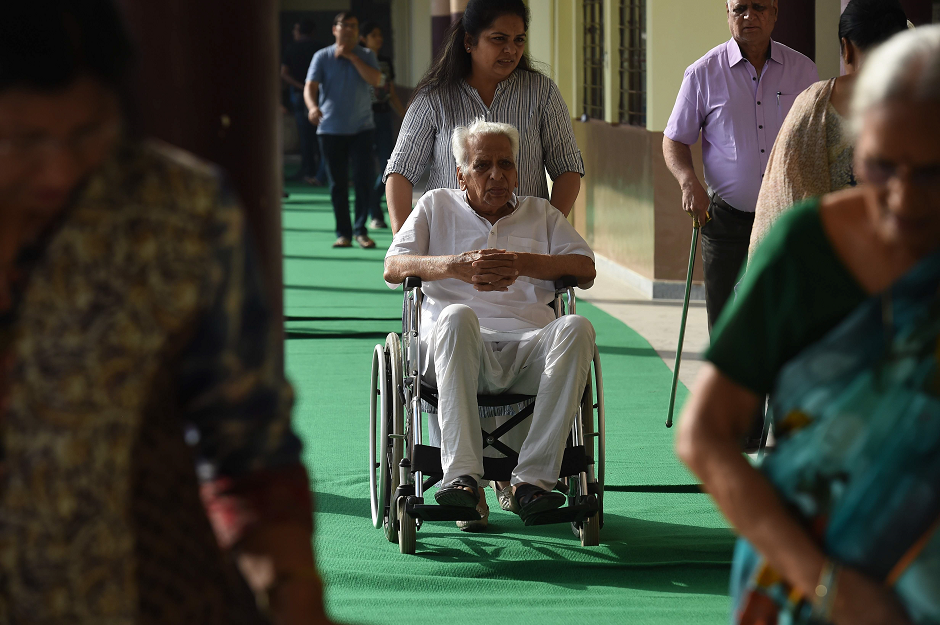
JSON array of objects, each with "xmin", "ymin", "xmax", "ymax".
[
  {"xmin": 397, "ymin": 496, "xmax": 416, "ymax": 555},
  {"xmin": 384, "ymin": 334, "xmax": 404, "ymax": 542},
  {"xmin": 592, "ymin": 346, "xmax": 606, "ymax": 526},
  {"xmin": 369, "ymin": 334, "xmax": 404, "ymax": 540}
]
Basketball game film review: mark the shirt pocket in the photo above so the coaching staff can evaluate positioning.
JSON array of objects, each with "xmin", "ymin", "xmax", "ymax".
[
  {"xmin": 777, "ymin": 94, "xmax": 799, "ymax": 125},
  {"xmin": 507, "ymin": 235, "xmax": 548, "ymax": 255}
]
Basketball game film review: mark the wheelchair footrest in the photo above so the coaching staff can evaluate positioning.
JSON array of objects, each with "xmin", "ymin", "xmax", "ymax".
[
  {"xmin": 406, "ymin": 502, "xmax": 482, "ymax": 523},
  {"xmin": 523, "ymin": 495, "xmax": 598, "ymax": 527}
]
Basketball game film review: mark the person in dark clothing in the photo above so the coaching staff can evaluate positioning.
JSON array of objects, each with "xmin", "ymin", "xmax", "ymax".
[
  {"xmin": 359, "ymin": 21, "xmax": 405, "ymax": 230},
  {"xmin": 281, "ymin": 18, "xmax": 326, "ymax": 184}
]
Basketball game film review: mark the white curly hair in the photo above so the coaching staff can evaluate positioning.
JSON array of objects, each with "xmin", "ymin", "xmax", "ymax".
[{"xmin": 451, "ymin": 118, "xmax": 520, "ymax": 171}]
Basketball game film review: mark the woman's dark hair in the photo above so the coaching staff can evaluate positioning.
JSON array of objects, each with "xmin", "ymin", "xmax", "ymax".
[
  {"xmin": 359, "ymin": 21, "xmax": 381, "ymax": 41},
  {"xmin": 412, "ymin": 0, "xmax": 537, "ymax": 99},
  {"xmin": 839, "ymin": 0, "xmax": 908, "ymax": 53},
  {"xmin": 0, "ymin": 0, "xmax": 133, "ymax": 94}
]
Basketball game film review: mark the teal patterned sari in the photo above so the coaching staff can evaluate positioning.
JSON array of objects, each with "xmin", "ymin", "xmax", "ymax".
[{"xmin": 731, "ymin": 251, "xmax": 940, "ymax": 625}]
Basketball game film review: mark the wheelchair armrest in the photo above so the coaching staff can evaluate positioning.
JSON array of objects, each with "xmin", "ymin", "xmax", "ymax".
[
  {"xmin": 403, "ymin": 276, "xmax": 423, "ymax": 290},
  {"xmin": 554, "ymin": 276, "xmax": 578, "ymax": 291}
]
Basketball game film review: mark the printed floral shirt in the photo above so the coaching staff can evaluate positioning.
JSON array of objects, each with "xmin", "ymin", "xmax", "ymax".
[{"xmin": 0, "ymin": 141, "xmax": 307, "ymax": 624}]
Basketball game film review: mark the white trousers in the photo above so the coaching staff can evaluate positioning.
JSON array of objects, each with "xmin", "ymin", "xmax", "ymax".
[{"xmin": 423, "ymin": 304, "xmax": 595, "ymax": 492}]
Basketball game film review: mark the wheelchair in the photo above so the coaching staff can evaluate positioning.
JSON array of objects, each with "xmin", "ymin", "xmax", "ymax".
[{"xmin": 369, "ymin": 276, "xmax": 606, "ymax": 554}]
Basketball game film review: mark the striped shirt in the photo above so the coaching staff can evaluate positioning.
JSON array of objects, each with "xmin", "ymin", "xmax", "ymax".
[{"xmin": 384, "ymin": 70, "xmax": 584, "ymax": 197}]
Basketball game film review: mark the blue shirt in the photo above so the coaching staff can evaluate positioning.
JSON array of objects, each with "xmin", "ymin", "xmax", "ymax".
[{"xmin": 307, "ymin": 44, "xmax": 379, "ymax": 135}]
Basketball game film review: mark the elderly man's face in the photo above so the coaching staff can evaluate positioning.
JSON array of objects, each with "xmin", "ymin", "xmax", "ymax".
[
  {"xmin": 457, "ymin": 133, "xmax": 518, "ymax": 219},
  {"xmin": 727, "ymin": 1, "xmax": 777, "ymax": 47},
  {"xmin": 855, "ymin": 99, "xmax": 940, "ymax": 259}
]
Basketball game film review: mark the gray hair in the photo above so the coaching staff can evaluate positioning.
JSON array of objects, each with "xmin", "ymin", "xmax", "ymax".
[
  {"xmin": 451, "ymin": 118, "xmax": 520, "ymax": 170},
  {"xmin": 851, "ymin": 24, "xmax": 940, "ymax": 135}
]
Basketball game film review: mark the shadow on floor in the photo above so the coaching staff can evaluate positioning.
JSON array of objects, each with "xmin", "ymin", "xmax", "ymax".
[{"xmin": 314, "ymin": 490, "xmax": 735, "ymax": 595}]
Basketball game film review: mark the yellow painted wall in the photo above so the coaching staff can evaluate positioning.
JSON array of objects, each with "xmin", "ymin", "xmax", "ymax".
[
  {"xmin": 527, "ymin": 0, "xmax": 555, "ymax": 77},
  {"xmin": 646, "ymin": 1, "xmax": 729, "ymax": 132},
  {"xmin": 815, "ymin": 0, "xmax": 843, "ymax": 80}
]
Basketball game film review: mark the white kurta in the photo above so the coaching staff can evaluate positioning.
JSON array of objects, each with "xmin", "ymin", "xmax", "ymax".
[{"xmin": 386, "ymin": 189, "xmax": 596, "ymax": 491}]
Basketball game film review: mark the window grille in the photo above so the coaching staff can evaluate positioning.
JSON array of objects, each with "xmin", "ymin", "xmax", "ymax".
[
  {"xmin": 618, "ymin": 0, "xmax": 646, "ymax": 126},
  {"xmin": 582, "ymin": 0, "xmax": 605, "ymax": 119}
]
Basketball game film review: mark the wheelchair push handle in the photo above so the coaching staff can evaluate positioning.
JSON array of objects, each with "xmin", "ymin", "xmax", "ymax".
[{"xmin": 403, "ymin": 276, "xmax": 423, "ymax": 290}]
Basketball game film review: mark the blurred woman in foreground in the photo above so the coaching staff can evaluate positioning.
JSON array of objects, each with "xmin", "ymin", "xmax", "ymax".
[
  {"xmin": 0, "ymin": 2, "xmax": 328, "ymax": 623},
  {"xmin": 678, "ymin": 26, "xmax": 940, "ymax": 625}
]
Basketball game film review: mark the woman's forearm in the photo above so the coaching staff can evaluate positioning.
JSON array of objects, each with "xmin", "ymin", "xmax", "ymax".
[
  {"xmin": 386, "ymin": 173, "xmax": 414, "ymax": 233},
  {"xmin": 549, "ymin": 171, "xmax": 581, "ymax": 217},
  {"xmin": 677, "ymin": 366, "xmax": 826, "ymax": 598}
]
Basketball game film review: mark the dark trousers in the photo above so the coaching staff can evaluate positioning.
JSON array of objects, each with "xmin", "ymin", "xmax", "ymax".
[
  {"xmin": 369, "ymin": 109, "xmax": 395, "ymax": 221},
  {"xmin": 290, "ymin": 89, "xmax": 325, "ymax": 180},
  {"xmin": 700, "ymin": 194, "xmax": 755, "ymax": 333},
  {"xmin": 319, "ymin": 130, "xmax": 375, "ymax": 239},
  {"xmin": 701, "ymin": 193, "xmax": 766, "ymax": 445}
]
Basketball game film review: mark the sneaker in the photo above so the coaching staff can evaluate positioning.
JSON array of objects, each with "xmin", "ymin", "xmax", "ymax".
[
  {"xmin": 354, "ymin": 234, "xmax": 376, "ymax": 249},
  {"xmin": 368, "ymin": 218, "xmax": 388, "ymax": 229},
  {"xmin": 455, "ymin": 503, "xmax": 490, "ymax": 532},
  {"xmin": 303, "ymin": 176, "xmax": 323, "ymax": 186},
  {"xmin": 332, "ymin": 236, "xmax": 352, "ymax": 248}
]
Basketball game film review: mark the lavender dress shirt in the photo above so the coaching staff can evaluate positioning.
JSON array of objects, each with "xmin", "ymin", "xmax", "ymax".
[{"xmin": 664, "ymin": 39, "xmax": 818, "ymax": 212}]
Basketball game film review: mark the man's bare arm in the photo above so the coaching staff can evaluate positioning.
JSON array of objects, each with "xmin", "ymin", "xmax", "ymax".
[
  {"xmin": 303, "ymin": 81, "xmax": 322, "ymax": 124},
  {"xmin": 514, "ymin": 253, "xmax": 596, "ymax": 287},
  {"xmin": 338, "ymin": 46, "xmax": 382, "ymax": 86},
  {"xmin": 385, "ymin": 250, "xmax": 517, "ymax": 290},
  {"xmin": 280, "ymin": 64, "xmax": 304, "ymax": 90},
  {"xmin": 662, "ymin": 136, "xmax": 710, "ymax": 224}
]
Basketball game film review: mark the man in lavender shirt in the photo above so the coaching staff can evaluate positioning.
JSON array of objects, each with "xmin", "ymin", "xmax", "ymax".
[{"xmin": 663, "ymin": 0, "xmax": 817, "ymax": 333}]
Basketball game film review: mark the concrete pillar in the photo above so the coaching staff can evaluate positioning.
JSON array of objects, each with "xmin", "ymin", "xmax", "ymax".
[{"xmin": 116, "ymin": 0, "xmax": 284, "ymax": 349}]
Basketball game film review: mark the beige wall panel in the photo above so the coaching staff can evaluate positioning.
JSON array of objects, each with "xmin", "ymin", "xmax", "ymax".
[
  {"xmin": 573, "ymin": 120, "xmax": 656, "ymax": 279},
  {"xmin": 409, "ymin": 0, "xmax": 432, "ymax": 88},
  {"xmin": 555, "ymin": 0, "xmax": 577, "ymax": 114},
  {"xmin": 646, "ymin": 1, "xmax": 729, "ymax": 132},
  {"xmin": 816, "ymin": 0, "xmax": 843, "ymax": 80},
  {"xmin": 527, "ymin": 0, "xmax": 555, "ymax": 75},
  {"xmin": 652, "ymin": 134, "xmax": 705, "ymax": 282}
]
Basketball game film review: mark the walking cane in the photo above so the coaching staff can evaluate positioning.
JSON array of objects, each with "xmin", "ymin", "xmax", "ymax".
[{"xmin": 666, "ymin": 217, "xmax": 701, "ymax": 428}]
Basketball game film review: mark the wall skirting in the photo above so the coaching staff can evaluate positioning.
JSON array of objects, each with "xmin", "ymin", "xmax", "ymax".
[{"xmin": 595, "ymin": 253, "xmax": 705, "ymax": 301}]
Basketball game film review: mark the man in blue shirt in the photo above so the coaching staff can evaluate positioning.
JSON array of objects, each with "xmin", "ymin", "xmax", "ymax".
[{"xmin": 304, "ymin": 12, "xmax": 382, "ymax": 248}]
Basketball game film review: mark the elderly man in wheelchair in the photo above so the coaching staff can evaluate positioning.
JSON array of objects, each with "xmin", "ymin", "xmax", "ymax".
[{"xmin": 383, "ymin": 118, "xmax": 597, "ymax": 536}]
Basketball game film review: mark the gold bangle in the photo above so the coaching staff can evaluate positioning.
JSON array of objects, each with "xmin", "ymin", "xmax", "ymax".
[{"xmin": 811, "ymin": 558, "xmax": 840, "ymax": 621}]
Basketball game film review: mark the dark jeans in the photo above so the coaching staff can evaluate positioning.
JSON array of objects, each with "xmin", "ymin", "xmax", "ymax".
[
  {"xmin": 369, "ymin": 109, "xmax": 395, "ymax": 221},
  {"xmin": 700, "ymin": 194, "xmax": 754, "ymax": 334},
  {"xmin": 319, "ymin": 130, "xmax": 375, "ymax": 239},
  {"xmin": 290, "ymin": 89, "xmax": 327, "ymax": 181}
]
